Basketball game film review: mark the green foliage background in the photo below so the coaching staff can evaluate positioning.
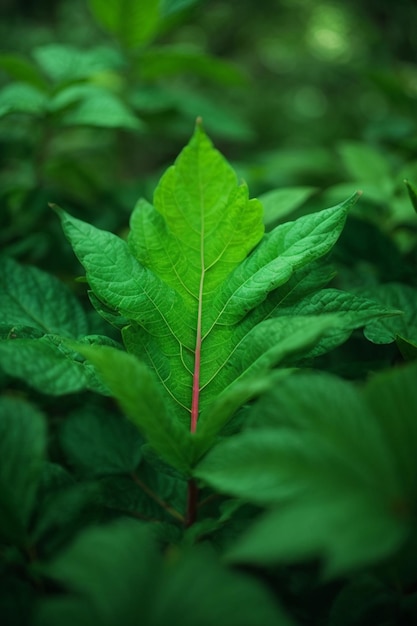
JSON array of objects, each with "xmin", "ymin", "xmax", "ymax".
[{"xmin": 1, "ymin": 1, "xmax": 417, "ymax": 625}]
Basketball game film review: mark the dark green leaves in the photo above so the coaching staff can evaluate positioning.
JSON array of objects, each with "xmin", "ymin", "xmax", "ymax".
[
  {"xmin": 0, "ymin": 256, "xmax": 87, "ymax": 338},
  {"xmin": 197, "ymin": 364, "xmax": 417, "ymax": 577},
  {"xmin": 0, "ymin": 397, "xmax": 46, "ymax": 546},
  {"xmin": 36, "ymin": 520, "xmax": 292, "ymax": 626}
]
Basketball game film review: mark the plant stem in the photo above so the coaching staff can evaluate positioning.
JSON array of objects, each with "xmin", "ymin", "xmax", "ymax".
[{"xmin": 185, "ymin": 479, "xmax": 199, "ymax": 528}]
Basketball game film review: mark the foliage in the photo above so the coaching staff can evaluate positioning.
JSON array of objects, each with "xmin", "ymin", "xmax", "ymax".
[{"xmin": 1, "ymin": 1, "xmax": 417, "ymax": 625}]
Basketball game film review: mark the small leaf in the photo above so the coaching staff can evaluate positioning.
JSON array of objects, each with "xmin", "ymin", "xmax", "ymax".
[
  {"xmin": 88, "ymin": 0, "xmax": 161, "ymax": 49},
  {"xmin": 76, "ymin": 345, "xmax": 193, "ymax": 474},
  {"xmin": 258, "ymin": 186, "xmax": 317, "ymax": 229},
  {"xmin": 362, "ymin": 283, "xmax": 417, "ymax": 345},
  {"xmin": 0, "ymin": 256, "xmax": 88, "ymax": 338},
  {"xmin": 59, "ymin": 88, "xmax": 143, "ymax": 131},
  {"xmin": 0, "ymin": 397, "xmax": 46, "ymax": 546}
]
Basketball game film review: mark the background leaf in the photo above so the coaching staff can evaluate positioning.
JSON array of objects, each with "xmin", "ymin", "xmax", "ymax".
[
  {"xmin": 0, "ymin": 397, "xmax": 46, "ymax": 546},
  {"xmin": 0, "ymin": 256, "xmax": 89, "ymax": 338},
  {"xmin": 88, "ymin": 0, "xmax": 161, "ymax": 49},
  {"xmin": 59, "ymin": 406, "xmax": 143, "ymax": 478}
]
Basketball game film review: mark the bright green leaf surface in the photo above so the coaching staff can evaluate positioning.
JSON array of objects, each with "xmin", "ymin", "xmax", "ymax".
[
  {"xmin": 0, "ymin": 397, "xmax": 46, "ymax": 546},
  {"xmin": 58, "ymin": 126, "xmax": 379, "ymax": 449},
  {"xmin": 0, "ymin": 256, "xmax": 88, "ymax": 338}
]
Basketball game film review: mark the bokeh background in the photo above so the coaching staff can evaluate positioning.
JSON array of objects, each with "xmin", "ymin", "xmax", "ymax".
[{"xmin": 1, "ymin": 0, "xmax": 417, "ymax": 275}]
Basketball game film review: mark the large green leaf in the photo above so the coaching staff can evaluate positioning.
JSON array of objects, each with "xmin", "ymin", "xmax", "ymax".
[
  {"xmin": 58, "ymin": 125, "xmax": 363, "ymax": 434},
  {"xmin": 0, "ymin": 397, "xmax": 46, "ymax": 546},
  {"xmin": 198, "ymin": 366, "xmax": 417, "ymax": 576}
]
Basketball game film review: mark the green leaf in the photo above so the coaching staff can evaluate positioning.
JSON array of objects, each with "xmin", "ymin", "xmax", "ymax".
[
  {"xmin": 278, "ymin": 288, "xmax": 400, "ymax": 359},
  {"xmin": 0, "ymin": 335, "xmax": 110, "ymax": 396},
  {"xmin": 57, "ymin": 86, "xmax": 142, "ymax": 131},
  {"xmin": 405, "ymin": 179, "xmax": 417, "ymax": 214},
  {"xmin": 0, "ymin": 83, "xmax": 47, "ymax": 118},
  {"xmin": 258, "ymin": 186, "xmax": 317, "ymax": 229},
  {"xmin": 139, "ymin": 46, "xmax": 246, "ymax": 86},
  {"xmin": 338, "ymin": 141, "xmax": 394, "ymax": 199},
  {"xmin": 364, "ymin": 362, "xmax": 417, "ymax": 498},
  {"xmin": 35, "ymin": 520, "xmax": 159, "ymax": 626},
  {"xmin": 32, "ymin": 44, "xmax": 124, "ymax": 83},
  {"xmin": 199, "ymin": 368, "xmax": 416, "ymax": 576},
  {"xmin": 361, "ymin": 283, "xmax": 417, "ymax": 345},
  {"xmin": 88, "ymin": 0, "xmax": 161, "ymax": 49},
  {"xmin": 0, "ymin": 256, "xmax": 88, "ymax": 338},
  {"xmin": 57, "ymin": 125, "xmax": 366, "ymax": 459},
  {"xmin": 0, "ymin": 52, "xmax": 47, "ymax": 89},
  {"xmin": 0, "ymin": 397, "xmax": 46, "ymax": 546},
  {"xmin": 59, "ymin": 406, "xmax": 143, "ymax": 477},
  {"xmin": 36, "ymin": 520, "xmax": 292, "ymax": 626},
  {"xmin": 227, "ymin": 493, "xmax": 406, "ymax": 579},
  {"xmin": 74, "ymin": 345, "xmax": 193, "ymax": 473}
]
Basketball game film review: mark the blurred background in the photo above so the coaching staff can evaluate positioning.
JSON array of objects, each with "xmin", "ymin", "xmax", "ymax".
[{"xmin": 1, "ymin": 0, "xmax": 417, "ymax": 279}]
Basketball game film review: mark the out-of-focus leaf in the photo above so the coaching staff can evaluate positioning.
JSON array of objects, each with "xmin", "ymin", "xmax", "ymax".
[
  {"xmin": 59, "ymin": 406, "xmax": 143, "ymax": 477},
  {"xmin": 36, "ymin": 520, "xmax": 292, "ymax": 626},
  {"xmin": 0, "ymin": 397, "xmax": 46, "ymax": 546},
  {"xmin": 404, "ymin": 179, "xmax": 417, "ymax": 214},
  {"xmin": 258, "ymin": 186, "xmax": 316, "ymax": 229},
  {"xmin": 59, "ymin": 88, "xmax": 143, "ymax": 131},
  {"xmin": 88, "ymin": 0, "xmax": 161, "ymax": 49},
  {"xmin": 0, "ymin": 83, "xmax": 47, "ymax": 117},
  {"xmin": 32, "ymin": 44, "xmax": 124, "ymax": 83},
  {"xmin": 0, "ymin": 53, "xmax": 47, "ymax": 89},
  {"xmin": 139, "ymin": 46, "xmax": 246, "ymax": 86}
]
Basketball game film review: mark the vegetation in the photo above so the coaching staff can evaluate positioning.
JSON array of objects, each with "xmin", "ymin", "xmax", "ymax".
[{"xmin": 1, "ymin": 1, "xmax": 417, "ymax": 625}]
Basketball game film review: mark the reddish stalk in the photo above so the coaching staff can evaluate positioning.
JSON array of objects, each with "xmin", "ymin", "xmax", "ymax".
[{"xmin": 185, "ymin": 479, "xmax": 199, "ymax": 528}]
